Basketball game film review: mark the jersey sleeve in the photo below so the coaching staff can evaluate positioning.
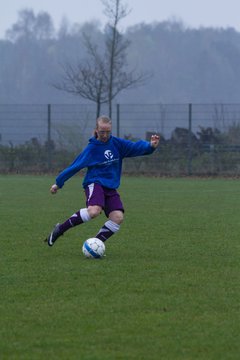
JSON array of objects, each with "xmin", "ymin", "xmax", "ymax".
[
  {"xmin": 117, "ymin": 138, "xmax": 155, "ymax": 158},
  {"xmin": 56, "ymin": 146, "xmax": 92, "ymax": 188}
]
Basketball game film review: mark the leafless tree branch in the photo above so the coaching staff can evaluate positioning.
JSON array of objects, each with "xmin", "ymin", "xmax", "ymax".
[{"xmin": 53, "ymin": 0, "xmax": 151, "ymax": 117}]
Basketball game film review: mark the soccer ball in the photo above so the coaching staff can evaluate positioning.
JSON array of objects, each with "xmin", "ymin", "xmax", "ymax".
[{"xmin": 82, "ymin": 238, "xmax": 105, "ymax": 259}]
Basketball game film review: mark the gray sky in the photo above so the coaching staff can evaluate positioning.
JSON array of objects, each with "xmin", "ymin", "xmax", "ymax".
[{"xmin": 1, "ymin": 0, "xmax": 240, "ymax": 38}]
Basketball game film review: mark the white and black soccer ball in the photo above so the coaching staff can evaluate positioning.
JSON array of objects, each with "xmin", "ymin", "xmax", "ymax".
[{"xmin": 82, "ymin": 238, "xmax": 105, "ymax": 259}]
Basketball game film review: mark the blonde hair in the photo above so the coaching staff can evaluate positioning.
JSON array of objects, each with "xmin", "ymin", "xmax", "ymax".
[
  {"xmin": 96, "ymin": 115, "xmax": 112, "ymax": 128},
  {"xmin": 94, "ymin": 115, "xmax": 112, "ymax": 138}
]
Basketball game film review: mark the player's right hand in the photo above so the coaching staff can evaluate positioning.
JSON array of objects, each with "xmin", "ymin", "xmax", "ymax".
[{"xmin": 50, "ymin": 184, "xmax": 59, "ymax": 194}]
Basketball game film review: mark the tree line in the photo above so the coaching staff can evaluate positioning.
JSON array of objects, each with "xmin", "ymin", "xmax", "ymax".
[{"xmin": 1, "ymin": 5, "xmax": 240, "ymax": 108}]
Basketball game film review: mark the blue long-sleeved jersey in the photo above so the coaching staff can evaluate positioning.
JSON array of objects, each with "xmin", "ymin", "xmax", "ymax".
[{"xmin": 56, "ymin": 135, "xmax": 156, "ymax": 189}]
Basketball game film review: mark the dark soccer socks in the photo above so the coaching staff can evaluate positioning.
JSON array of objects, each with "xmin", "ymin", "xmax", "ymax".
[
  {"xmin": 95, "ymin": 220, "xmax": 120, "ymax": 242},
  {"xmin": 46, "ymin": 211, "xmax": 120, "ymax": 245},
  {"xmin": 59, "ymin": 208, "xmax": 91, "ymax": 233}
]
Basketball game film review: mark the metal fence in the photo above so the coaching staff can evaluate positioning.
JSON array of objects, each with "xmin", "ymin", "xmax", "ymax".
[{"xmin": 1, "ymin": 103, "xmax": 240, "ymax": 175}]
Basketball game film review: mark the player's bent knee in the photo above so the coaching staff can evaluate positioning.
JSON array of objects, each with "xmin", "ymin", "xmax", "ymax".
[
  {"xmin": 87, "ymin": 205, "xmax": 102, "ymax": 218},
  {"xmin": 109, "ymin": 210, "xmax": 124, "ymax": 224}
]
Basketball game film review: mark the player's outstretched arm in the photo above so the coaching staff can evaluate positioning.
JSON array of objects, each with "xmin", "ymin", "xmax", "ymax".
[
  {"xmin": 50, "ymin": 184, "xmax": 59, "ymax": 194},
  {"xmin": 150, "ymin": 134, "xmax": 160, "ymax": 148}
]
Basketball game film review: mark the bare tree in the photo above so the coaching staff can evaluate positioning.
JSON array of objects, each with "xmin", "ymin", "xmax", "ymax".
[
  {"xmin": 103, "ymin": 0, "xmax": 130, "ymax": 117},
  {"xmin": 54, "ymin": 0, "xmax": 150, "ymax": 118},
  {"xmin": 54, "ymin": 33, "xmax": 110, "ymax": 117}
]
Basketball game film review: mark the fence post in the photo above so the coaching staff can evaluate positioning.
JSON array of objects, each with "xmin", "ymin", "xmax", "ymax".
[
  {"xmin": 47, "ymin": 104, "xmax": 52, "ymax": 170},
  {"xmin": 116, "ymin": 104, "xmax": 120, "ymax": 137},
  {"xmin": 188, "ymin": 103, "xmax": 192, "ymax": 175}
]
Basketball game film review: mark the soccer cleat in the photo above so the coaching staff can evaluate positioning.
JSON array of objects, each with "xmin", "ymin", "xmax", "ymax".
[{"xmin": 45, "ymin": 223, "xmax": 63, "ymax": 246}]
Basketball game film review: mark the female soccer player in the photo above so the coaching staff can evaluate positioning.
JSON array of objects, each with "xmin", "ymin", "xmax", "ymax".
[{"xmin": 45, "ymin": 115, "xmax": 159, "ymax": 246}]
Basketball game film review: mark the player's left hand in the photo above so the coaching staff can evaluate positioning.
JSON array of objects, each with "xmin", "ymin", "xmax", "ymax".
[{"xmin": 150, "ymin": 134, "xmax": 160, "ymax": 148}]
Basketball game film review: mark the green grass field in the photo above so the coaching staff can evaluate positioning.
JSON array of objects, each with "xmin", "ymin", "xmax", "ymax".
[{"xmin": 0, "ymin": 175, "xmax": 240, "ymax": 359}]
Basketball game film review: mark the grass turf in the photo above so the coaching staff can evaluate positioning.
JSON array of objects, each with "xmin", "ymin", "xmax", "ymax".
[{"xmin": 0, "ymin": 175, "xmax": 240, "ymax": 359}]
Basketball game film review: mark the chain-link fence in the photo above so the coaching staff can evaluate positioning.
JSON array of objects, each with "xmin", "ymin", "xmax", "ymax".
[{"xmin": 1, "ymin": 103, "xmax": 240, "ymax": 175}]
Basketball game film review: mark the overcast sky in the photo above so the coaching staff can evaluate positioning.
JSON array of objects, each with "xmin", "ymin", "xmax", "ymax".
[{"xmin": 1, "ymin": 0, "xmax": 240, "ymax": 38}]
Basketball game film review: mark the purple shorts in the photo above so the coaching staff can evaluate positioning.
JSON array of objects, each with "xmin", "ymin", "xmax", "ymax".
[{"xmin": 85, "ymin": 183, "xmax": 124, "ymax": 217}]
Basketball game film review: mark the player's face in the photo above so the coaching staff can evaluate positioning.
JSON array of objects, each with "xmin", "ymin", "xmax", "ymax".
[{"xmin": 96, "ymin": 121, "xmax": 112, "ymax": 142}]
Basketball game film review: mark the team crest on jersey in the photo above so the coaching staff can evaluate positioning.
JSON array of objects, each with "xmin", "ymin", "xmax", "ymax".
[{"xmin": 104, "ymin": 150, "xmax": 114, "ymax": 160}]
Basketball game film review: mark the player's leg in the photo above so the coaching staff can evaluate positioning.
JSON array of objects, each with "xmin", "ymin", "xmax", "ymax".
[
  {"xmin": 59, "ymin": 205, "xmax": 102, "ymax": 233},
  {"xmin": 45, "ymin": 183, "xmax": 104, "ymax": 246},
  {"xmin": 95, "ymin": 189, "xmax": 124, "ymax": 242},
  {"xmin": 45, "ymin": 208, "xmax": 92, "ymax": 246}
]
